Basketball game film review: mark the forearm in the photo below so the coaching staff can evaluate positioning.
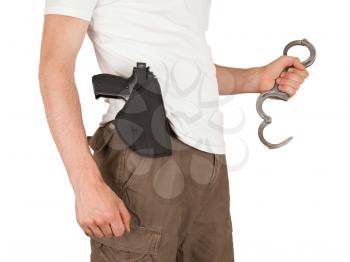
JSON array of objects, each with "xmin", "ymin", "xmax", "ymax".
[
  {"xmin": 215, "ymin": 64, "xmax": 264, "ymax": 95},
  {"xmin": 39, "ymin": 64, "xmax": 102, "ymax": 193}
]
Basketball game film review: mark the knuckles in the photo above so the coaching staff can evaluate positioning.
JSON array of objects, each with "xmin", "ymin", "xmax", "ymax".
[
  {"xmin": 95, "ymin": 214, "xmax": 116, "ymax": 226},
  {"xmin": 78, "ymin": 213, "xmax": 117, "ymax": 227},
  {"xmin": 78, "ymin": 219, "xmax": 93, "ymax": 228},
  {"xmin": 280, "ymin": 55, "xmax": 299, "ymax": 63}
]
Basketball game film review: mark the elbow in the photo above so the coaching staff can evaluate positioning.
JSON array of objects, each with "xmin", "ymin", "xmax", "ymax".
[
  {"xmin": 38, "ymin": 62, "xmax": 53, "ymax": 85},
  {"xmin": 38, "ymin": 63, "xmax": 50, "ymax": 94},
  {"xmin": 38, "ymin": 63, "xmax": 54, "ymax": 94},
  {"xmin": 38, "ymin": 59, "xmax": 75, "ymax": 89},
  {"xmin": 38, "ymin": 63, "xmax": 48, "ymax": 87}
]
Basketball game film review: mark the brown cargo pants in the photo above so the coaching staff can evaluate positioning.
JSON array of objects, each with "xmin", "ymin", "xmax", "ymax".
[{"xmin": 87, "ymin": 121, "xmax": 235, "ymax": 262}]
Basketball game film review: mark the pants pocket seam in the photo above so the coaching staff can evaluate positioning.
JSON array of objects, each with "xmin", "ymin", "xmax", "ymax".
[{"xmin": 91, "ymin": 226, "xmax": 162, "ymax": 259}]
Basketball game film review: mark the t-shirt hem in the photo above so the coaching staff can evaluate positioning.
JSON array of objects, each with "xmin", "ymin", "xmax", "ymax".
[
  {"xmin": 44, "ymin": 6, "xmax": 93, "ymax": 22},
  {"xmin": 171, "ymin": 126, "xmax": 226, "ymax": 155},
  {"xmin": 98, "ymin": 116, "xmax": 226, "ymax": 155}
]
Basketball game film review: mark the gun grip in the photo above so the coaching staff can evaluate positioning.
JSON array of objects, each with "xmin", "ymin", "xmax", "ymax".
[{"xmin": 92, "ymin": 74, "xmax": 130, "ymax": 100}]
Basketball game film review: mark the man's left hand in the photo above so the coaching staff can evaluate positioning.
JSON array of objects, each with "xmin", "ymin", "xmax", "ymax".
[{"xmin": 259, "ymin": 56, "xmax": 309, "ymax": 97}]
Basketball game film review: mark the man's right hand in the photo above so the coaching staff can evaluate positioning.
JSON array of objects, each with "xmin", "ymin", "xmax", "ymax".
[{"xmin": 74, "ymin": 172, "xmax": 131, "ymax": 238}]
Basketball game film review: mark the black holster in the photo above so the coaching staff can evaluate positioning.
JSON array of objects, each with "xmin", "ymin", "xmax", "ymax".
[{"xmin": 92, "ymin": 62, "xmax": 172, "ymax": 157}]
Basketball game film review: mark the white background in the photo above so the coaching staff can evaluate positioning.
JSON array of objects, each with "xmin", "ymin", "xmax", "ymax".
[{"xmin": 0, "ymin": 0, "xmax": 349, "ymax": 261}]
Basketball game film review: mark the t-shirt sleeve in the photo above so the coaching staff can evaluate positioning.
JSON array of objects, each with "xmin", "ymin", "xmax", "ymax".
[{"xmin": 44, "ymin": 0, "xmax": 99, "ymax": 22}]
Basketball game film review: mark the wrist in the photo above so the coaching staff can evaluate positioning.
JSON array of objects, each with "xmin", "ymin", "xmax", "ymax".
[
  {"xmin": 248, "ymin": 66, "xmax": 266, "ymax": 93},
  {"xmin": 229, "ymin": 66, "xmax": 266, "ymax": 94},
  {"xmin": 69, "ymin": 162, "xmax": 105, "ymax": 196}
]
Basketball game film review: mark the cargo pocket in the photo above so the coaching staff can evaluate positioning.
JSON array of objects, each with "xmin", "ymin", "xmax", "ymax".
[{"xmin": 90, "ymin": 225, "xmax": 162, "ymax": 262}]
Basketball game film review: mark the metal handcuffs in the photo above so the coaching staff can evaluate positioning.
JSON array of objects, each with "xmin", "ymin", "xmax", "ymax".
[{"xmin": 256, "ymin": 39, "xmax": 317, "ymax": 149}]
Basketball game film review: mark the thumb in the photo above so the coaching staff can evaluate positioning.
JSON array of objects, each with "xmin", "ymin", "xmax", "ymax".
[{"xmin": 276, "ymin": 55, "xmax": 305, "ymax": 71}]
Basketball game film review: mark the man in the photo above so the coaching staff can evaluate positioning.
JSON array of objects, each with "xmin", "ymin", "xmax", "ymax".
[{"xmin": 38, "ymin": 0, "xmax": 309, "ymax": 261}]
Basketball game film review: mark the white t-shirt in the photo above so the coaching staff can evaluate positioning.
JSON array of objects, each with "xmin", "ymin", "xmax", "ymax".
[{"xmin": 44, "ymin": 0, "xmax": 226, "ymax": 154}]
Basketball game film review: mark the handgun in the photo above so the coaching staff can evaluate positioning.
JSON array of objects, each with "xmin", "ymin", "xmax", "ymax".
[
  {"xmin": 91, "ymin": 62, "xmax": 172, "ymax": 158},
  {"xmin": 92, "ymin": 62, "xmax": 155, "ymax": 101}
]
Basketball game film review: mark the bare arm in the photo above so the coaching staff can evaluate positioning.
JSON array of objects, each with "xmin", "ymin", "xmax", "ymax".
[
  {"xmin": 39, "ymin": 14, "xmax": 97, "ymax": 193},
  {"xmin": 215, "ymin": 64, "xmax": 263, "ymax": 95},
  {"xmin": 215, "ymin": 56, "xmax": 309, "ymax": 96},
  {"xmin": 38, "ymin": 14, "xmax": 130, "ymax": 238}
]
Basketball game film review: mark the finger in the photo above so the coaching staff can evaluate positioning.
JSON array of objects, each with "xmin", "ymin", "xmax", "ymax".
[
  {"xmin": 276, "ymin": 77, "xmax": 300, "ymax": 90},
  {"xmin": 90, "ymin": 224, "xmax": 104, "ymax": 238},
  {"xmin": 82, "ymin": 226, "xmax": 93, "ymax": 237},
  {"xmin": 280, "ymin": 71, "xmax": 304, "ymax": 84},
  {"xmin": 98, "ymin": 223, "xmax": 114, "ymax": 237},
  {"xmin": 279, "ymin": 55, "xmax": 305, "ymax": 70},
  {"xmin": 291, "ymin": 57, "xmax": 305, "ymax": 70},
  {"xmin": 278, "ymin": 84, "xmax": 297, "ymax": 97},
  {"xmin": 110, "ymin": 211, "xmax": 126, "ymax": 237},
  {"xmin": 287, "ymin": 67, "xmax": 309, "ymax": 78},
  {"xmin": 118, "ymin": 201, "xmax": 131, "ymax": 233}
]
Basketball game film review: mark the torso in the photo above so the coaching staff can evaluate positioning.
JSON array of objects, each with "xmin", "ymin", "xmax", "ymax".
[{"xmin": 88, "ymin": 0, "xmax": 226, "ymax": 154}]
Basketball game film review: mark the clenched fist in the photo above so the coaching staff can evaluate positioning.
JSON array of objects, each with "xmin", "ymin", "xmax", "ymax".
[
  {"xmin": 259, "ymin": 55, "xmax": 310, "ymax": 97},
  {"xmin": 74, "ymin": 174, "xmax": 131, "ymax": 238}
]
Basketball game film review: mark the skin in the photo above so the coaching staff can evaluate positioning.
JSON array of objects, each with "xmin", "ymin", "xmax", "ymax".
[
  {"xmin": 215, "ymin": 56, "xmax": 309, "ymax": 96},
  {"xmin": 38, "ymin": 15, "xmax": 309, "ymax": 239},
  {"xmin": 39, "ymin": 15, "xmax": 131, "ymax": 239}
]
